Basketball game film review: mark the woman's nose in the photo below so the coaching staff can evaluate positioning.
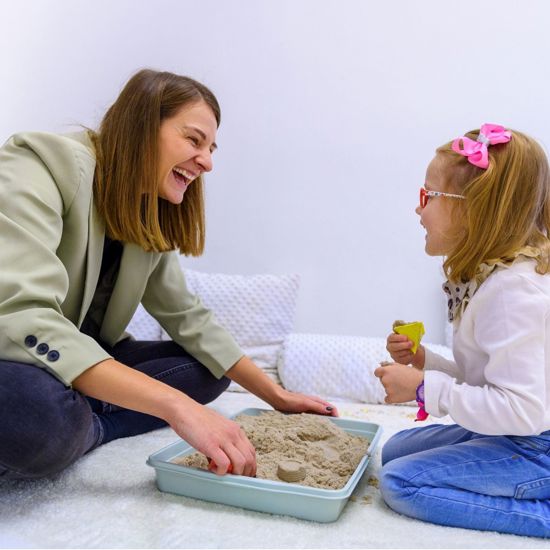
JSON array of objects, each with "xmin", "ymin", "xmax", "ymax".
[{"xmin": 197, "ymin": 150, "xmax": 213, "ymax": 173}]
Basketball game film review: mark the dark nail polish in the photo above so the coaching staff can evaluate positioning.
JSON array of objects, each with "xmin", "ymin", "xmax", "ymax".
[{"xmin": 326, "ymin": 406, "xmax": 333, "ymax": 411}]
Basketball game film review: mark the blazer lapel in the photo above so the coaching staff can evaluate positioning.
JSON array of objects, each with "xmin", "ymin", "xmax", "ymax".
[{"xmin": 77, "ymin": 203, "xmax": 104, "ymax": 327}]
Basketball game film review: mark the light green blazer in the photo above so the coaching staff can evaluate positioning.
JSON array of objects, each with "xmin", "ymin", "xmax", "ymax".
[{"xmin": 0, "ymin": 131, "xmax": 243, "ymax": 385}]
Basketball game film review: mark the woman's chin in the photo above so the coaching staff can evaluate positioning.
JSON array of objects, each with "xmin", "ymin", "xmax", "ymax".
[{"xmin": 160, "ymin": 189, "xmax": 186, "ymax": 204}]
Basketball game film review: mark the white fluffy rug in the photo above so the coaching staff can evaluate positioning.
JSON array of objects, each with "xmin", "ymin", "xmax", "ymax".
[{"xmin": 1, "ymin": 392, "xmax": 546, "ymax": 549}]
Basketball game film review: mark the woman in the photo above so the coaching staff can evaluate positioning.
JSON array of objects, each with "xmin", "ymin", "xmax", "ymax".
[{"xmin": 0, "ymin": 69, "xmax": 337, "ymax": 480}]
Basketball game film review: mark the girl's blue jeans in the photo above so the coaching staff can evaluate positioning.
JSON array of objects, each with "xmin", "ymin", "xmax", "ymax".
[
  {"xmin": 380, "ymin": 423, "xmax": 550, "ymax": 538},
  {"xmin": 0, "ymin": 339, "xmax": 230, "ymax": 480}
]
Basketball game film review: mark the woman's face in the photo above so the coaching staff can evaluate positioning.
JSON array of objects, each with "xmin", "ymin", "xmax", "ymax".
[
  {"xmin": 158, "ymin": 100, "xmax": 218, "ymax": 204},
  {"xmin": 416, "ymin": 155, "xmax": 460, "ymax": 256}
]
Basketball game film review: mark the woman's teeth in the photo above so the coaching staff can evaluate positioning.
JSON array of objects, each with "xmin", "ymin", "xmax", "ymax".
[{"xmin": 173, "ymin": 167, "xmax": 195, "ymax": 185}]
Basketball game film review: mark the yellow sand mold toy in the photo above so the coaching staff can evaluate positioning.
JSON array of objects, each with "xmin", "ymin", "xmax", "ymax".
[{"xmin": 392, "ymin": 320, "xmax": 425, "ymax": 354}]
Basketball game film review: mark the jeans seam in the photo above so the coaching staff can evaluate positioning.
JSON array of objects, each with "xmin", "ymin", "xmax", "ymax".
[
  {"xmin": 412, "ymin": 485, "xmax": 550, "ymax": 522},
  {"xmin": 90, "ymin": 412, "xmax": 105, "ymax": 450},
  {"xmin": 0, "ymin": 459, "xmax": 25, "ymax": 478},
  {"xmin": 406, "ymin": 453, "xmax": 546, "ymax": 483},
  {"xmin": 152, "ymin": 362, "xmax": 200, "ymax": 382},
  {"xmin": 515, "ymin": 476, "xmax": 550, "ymax": 499},
  {"xmin": 403, "ymin": 454, "xmax": 533, "ymax": 487}
]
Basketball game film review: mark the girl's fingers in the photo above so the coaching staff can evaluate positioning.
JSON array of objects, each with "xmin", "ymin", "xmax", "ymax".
[{"xmin": 387, "ymin": 340, "xmax": 413, "ymax": 352}]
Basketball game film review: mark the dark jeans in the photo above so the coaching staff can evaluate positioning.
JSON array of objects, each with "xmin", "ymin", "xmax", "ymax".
[{"xmin": 0, "ymin": 339, "xmax": 230, "ymax": 480}]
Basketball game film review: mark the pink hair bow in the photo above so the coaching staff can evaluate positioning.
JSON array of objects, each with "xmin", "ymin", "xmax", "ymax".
[{"xmin": 451, "ymin": 123, "xmax": 512, "ymax": 169}]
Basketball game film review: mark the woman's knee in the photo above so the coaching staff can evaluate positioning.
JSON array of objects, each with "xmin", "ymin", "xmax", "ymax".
[
  {"xmin": 2, "ymin": 403, "xmax": 95, "ymax": 479},
  {"xmin": 147, "ymin": 356, "xmax": 231, "ymax": 404},
  {"xmin": 0, "ymin": 363, "xmax": 96, "ymax": 478},
  {"xmin": 192, "ymin": 372, "xmax": 231, "ymax": 404}
]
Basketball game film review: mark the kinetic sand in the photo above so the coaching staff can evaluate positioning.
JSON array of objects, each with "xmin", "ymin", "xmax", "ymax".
[{"xmin": 173, "ymin": 410, "xmax": 369, "ymax": 489}]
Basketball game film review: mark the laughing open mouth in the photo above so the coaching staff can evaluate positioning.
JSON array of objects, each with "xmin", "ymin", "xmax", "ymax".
[{"xmin": 172, "ymin": 167, "xmax": 196, "ymax": 186}]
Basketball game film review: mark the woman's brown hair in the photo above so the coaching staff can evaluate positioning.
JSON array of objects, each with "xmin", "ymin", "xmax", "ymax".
[
  {"xmin": 436, "ymin": 128, "xmax": 550, "ymax": 283},
  {"xmin": 89, "ymin": 69, "xmax": 221, "ymax": 254}
]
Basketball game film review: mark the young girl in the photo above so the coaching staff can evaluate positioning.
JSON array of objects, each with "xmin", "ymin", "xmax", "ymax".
[
  {"xmin": 374, "ymin": 123, "xmax": 550, "ymax": 537},
  {"xmin": 0, "ymin": 69, "xmax": 337, "ymax": 480}
]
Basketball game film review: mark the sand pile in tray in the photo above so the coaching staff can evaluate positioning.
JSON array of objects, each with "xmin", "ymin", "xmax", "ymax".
[{"xmin": 174, "ymin": 410, "xmax": 370, "ymax": 489}]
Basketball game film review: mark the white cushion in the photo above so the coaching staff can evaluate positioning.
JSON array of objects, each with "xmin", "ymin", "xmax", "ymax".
[
  {"xmin": 125, "ymin": 303, "xmax": 163, "ymax": 341},
  {"xmin": 278, "ymin": 333, "xmax": 453, "ymax": 404},
  {"xmin": 160, "ymin": 268, "xmax": 300, "ymax": 391}
]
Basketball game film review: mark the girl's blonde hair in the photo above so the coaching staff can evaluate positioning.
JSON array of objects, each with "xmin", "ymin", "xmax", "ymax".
[
  {"xmin": 89, "ymin": 69, "xmax": 221, "ymax": 254},
  {"xmin": 436, "ymin": 128, "xmax": 550, "ymax": 283}
]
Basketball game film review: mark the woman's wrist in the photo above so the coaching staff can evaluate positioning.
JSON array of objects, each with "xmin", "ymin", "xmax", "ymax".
[
  {"xmin": 261, "ymin": 383, "xmax": 288, "ymax": 409},
  {"xmin": 74, "ymin": 358, "xmax": 194, "ymax": 424},
  {"xmin": 226, "ymin": 356, "xmax": 285, "ymax": 406}
]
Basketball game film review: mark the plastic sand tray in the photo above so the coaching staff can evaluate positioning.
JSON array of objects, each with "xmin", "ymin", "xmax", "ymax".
[{"xmin": 147, "ymin": 408, "xmax": 382, "ymax": 522}]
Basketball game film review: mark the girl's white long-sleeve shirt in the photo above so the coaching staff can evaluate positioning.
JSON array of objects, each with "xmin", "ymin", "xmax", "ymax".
[{"xmin": 424, "ymin": 258, "xmax": 550, "ymax": 436}]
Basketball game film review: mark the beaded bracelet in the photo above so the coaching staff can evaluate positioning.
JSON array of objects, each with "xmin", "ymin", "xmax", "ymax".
[{"xmin": 415, "ymin": 380, "xmax": 429, "ymax": 422}]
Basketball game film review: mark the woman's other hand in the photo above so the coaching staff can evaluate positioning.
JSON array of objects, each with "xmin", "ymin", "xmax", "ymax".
[
  {"xmin": 226, "ymin": 356, "xmax": 338, "ymax": 417},
  {"xmin": 269, "ymin": 388, "xmax": 339, "ymax": 417},
  {"xmin": 386, "ymin": 333, "xmax": 426, "ymax": 369}
]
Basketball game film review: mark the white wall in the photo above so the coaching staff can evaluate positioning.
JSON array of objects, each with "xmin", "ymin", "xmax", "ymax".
[{"xmin": 2, "ymin": 0, "xmax": 549, "ymax": 343}]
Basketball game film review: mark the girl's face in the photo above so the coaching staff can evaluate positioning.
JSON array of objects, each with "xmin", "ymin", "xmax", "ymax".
[
  {"xmin": 158, "ymin": 100, "xmax": 218, "ymax": 204},
  {"xmin": 416, "ymin": 155, "xmax": 461, "ymax": 256}
]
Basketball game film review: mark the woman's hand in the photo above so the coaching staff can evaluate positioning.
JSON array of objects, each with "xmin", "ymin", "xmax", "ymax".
[
  {"xmin": 167, "ymin": 400, "xmax": 256, "ymax": 477},
  {"xmin": 386, "ymin": 333, "xmax": 426, "ymax": 370},
  {"xmin": 74, "ymin": 358, "xmax": 256, "ymax": 477},
  {"xmin": 374, "ymin": 362, "xmax": 423, "ymax": 404},
  {"xmin": 226, "ymin": 356, "xmax": 338, "ymax": 416},
  {"xmin": 269, "ymin": 387, "xmax": 339, "ymax": 417}
]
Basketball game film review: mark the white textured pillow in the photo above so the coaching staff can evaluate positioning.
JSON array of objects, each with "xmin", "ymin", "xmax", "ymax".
[
  {"xmin": 126, "ymin": 303, "xmax": 163, "ymax": 341},
  {"xmin": 278, "ymin": 333, "xmax": 453, "ymax": 404},
  {"xmin": 161, "ymin": 269, "xmax": 300, "ymax": 391}
]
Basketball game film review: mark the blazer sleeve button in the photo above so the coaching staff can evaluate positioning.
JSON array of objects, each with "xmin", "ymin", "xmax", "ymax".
[
  {"xmin": 36, "ymin": 343, "xmax": 49, "ymax": 355},
  {"xmin": 24, "ymin": 335, "xmax": 38, "ymax": 348},
  {"xmin": 47, "ymin": 350, "xmax": 60, "ymax": 362}
]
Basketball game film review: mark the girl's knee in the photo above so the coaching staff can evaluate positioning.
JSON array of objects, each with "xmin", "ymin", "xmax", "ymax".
[
  {"xmin": 381, "ymin": 424, "xmax": 450, "ymax": 465},
  {"xmin": 381, "ymin": 429, "xmax": 412, "ymax": 465},
  {"xmin": 379, "ymin": 460, "xmax": 414, "ymax": 514}
]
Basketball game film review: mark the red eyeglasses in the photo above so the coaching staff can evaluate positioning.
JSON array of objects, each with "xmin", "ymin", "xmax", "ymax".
[{"xmin": 419, "ymin": 187, "xmax": 465, "ymax": 208}]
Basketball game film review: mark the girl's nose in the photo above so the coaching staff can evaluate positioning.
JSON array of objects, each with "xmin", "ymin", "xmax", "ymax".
[{"xmin": 415, "ymin": 205, "xmax": 422, "ymax": 216}]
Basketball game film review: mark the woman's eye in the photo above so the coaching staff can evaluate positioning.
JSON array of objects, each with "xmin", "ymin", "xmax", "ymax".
[{"xmin": 187, "ymin": 136, "xmax": 200, "ymax": 146}]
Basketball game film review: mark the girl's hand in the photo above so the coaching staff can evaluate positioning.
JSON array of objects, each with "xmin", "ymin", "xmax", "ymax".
[
  {"xmin": 168, "ymin": 400, "xmax": 256, "ymax": 477},
  {"xmin": 386, "ymin": 333, "xmax": 426, "ymax": 370},
  {"xmin": 270, "ymin": 387, "xmax": 339, "ymax": 417},
  {"xmin": 374, "ymin": 362, "xmax": 423, "ymax": 404}
]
